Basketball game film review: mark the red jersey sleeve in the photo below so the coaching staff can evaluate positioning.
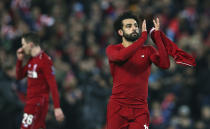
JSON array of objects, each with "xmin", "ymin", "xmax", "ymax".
[
  {"xmin": 106, "ymin": 31, "xmax": 147, "ymax": 62},
  {"xmin": 149, "ymin": 30, "xmax": 170, "ymax": 69},
  {"xmin": 159, "ymin": 31, "xmax": 196, "ymax": 67},
  {"xmin": 41, "ymin": 56, "xmax": 60, "ymax": 108},
  {"xmin": 16, "ymin": 60, "xmax": 28, "ymax": 80}
]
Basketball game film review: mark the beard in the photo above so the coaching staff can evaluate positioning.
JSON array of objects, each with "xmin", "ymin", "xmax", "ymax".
[{"xmin": 123, "ymin": 31, "xmax": 140, "ymax": 42}]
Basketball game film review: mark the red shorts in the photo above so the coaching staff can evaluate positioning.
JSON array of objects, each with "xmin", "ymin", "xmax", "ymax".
[
  {"xmin": 21, "ymin": 97, "xmax": 49, "ymax": 129},
  {"xmin": 106, "ymin": 99, "xmax": 150, "ymax": 129}
]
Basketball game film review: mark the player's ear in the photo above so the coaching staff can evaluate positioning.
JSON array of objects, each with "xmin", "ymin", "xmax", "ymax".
[{"xmin": 118, "ymin": 29, "xmax": 123, "ymax": 37}]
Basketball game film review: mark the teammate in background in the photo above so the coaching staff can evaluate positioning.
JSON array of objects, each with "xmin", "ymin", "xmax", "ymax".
[
  {"xmin": 16, "ymin": 32, "xmax": 64, "ymax": 129},
  {"xmin": 106, "ymin": 12, "xmax": 170, "ymax": 129}
]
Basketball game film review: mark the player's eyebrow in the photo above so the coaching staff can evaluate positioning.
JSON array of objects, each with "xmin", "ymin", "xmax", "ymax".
[{"xmin": 125, "ymin": 24, "xmax": 132, "ymax": 27}]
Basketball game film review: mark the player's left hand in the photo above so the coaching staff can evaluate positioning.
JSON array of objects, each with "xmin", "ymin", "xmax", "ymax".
[
  {"xmin": 54, "ymin": 108, "xmax": 65, "ymax": 122},
  {"xmin": 153, "ymin": 18, "xmax": 160, "ymax": 31}
]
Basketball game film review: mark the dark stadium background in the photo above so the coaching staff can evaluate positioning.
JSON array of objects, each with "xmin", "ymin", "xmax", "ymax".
[{"xmin": 0, "ymin": 0, "xmax": 209, "ymax": 129}]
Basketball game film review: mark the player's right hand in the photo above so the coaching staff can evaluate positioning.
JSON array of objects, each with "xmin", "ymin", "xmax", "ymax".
[
  {"xmin": 142, "ymin": 19, "xmax": 147, "ymax": 32},
  {"xmin": 16, "ymin": 47, "xmax": 24, "ymax": 60},
  {"xmin": 54, "ymin": 108, "xmax": 65, "ymax": 122}
]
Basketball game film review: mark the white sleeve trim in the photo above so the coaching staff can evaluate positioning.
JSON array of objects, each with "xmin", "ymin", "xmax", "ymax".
[{"xmin": 149, "ymin": 27, "xmax": 155, "ymax": 35}]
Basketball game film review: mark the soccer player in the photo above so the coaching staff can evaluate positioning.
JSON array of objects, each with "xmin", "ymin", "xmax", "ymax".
[
  {"xmin": 16, "ymin": 32, "xmax": 64, "ymax": 129},
  {"xmin": 105, "ymin": 12, "xmax": 170, "ymax": 129}
]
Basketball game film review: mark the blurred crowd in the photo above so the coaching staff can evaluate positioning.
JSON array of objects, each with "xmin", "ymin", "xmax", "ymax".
[{"xmin": 0, "ymin": 0, "xmax": 209, "ymax": 129}]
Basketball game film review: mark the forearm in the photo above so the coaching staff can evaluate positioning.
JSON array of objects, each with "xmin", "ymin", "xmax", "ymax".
[
  {"xmin": 47, "ymin": 78, "xmax": 60, "ymax": 108},
  {"xmin": 152, "ymin": 31, "xmax": 170, "ymax": 69},
  {"xmin": 16, "ymin": 60, "xmax": 26, "ymax": 80},
  {"xmin": 107, "ymin": 31, "xmax": 147, "ymax": 61},
  {"xmin": 42, "ymin": 59, "xmax": 61, "ymax": 108}
]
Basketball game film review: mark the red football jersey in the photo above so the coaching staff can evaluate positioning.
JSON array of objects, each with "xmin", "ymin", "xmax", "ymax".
[
  {"xmin": 16, "ymin": 51, "xmax": 60, "ymax": 108},
  {"xmin": 106, "ymin": 31, "xmax": 170, "ymax": 108}
]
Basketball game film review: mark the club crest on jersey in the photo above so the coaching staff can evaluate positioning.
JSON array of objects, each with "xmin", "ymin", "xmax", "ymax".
[{"xmin": 28, "ymin": 64, "xmax": 38, "ymax": 78}]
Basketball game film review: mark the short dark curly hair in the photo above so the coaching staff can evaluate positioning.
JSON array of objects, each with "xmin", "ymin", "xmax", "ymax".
[{"xmin": 114, "ymin": 12, "xmax": 140, "ymax": 38}]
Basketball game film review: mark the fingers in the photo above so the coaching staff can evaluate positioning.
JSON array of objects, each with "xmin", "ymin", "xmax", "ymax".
[
  {"xmin": 16, "ymin": 47, "xmax": 24, "ymax": 60},
  {"xmin": 57, "ymin": 115, "xmax": 65, "ymax": 122},
  {"xmin": 152, "ymin": 18, "xmax": 159, "ymax": 25},
  {"xmin": 56, "ymin": 114, "xmax": 65, "ymax": 122},
  {"xmin": 17, "ymin": 48, "xmax": 23, "ymax": 54},
  {"xmin": 156, "ymin": 17, "xmax": 159, "ymax": 25},
  {"xmin": 153, "ymin": 17, "xmax": 160, "ymax": 31},
  {"xmin": 142, "ymin": 19, "xmax": 147, "ymax": 32},
  {"xmin": 54, "ymin": 108, "xmax": 65, "ymax": 122}
]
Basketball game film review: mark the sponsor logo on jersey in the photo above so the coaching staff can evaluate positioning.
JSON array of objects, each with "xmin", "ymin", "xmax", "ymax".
[
  {"xmin": 27, "ymin": 64, "xmax": 38, "ymax": 78},
  {"xmin": 28, "ymin": 70, "xmax": 38, "ymax": 78}
]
